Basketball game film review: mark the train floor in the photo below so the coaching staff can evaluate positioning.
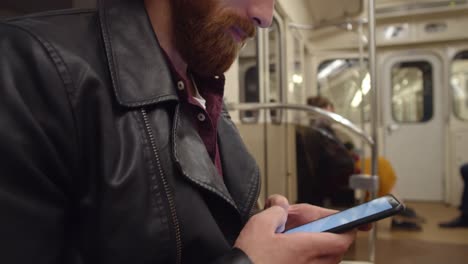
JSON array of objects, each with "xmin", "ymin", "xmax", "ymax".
[{"xmin": 344, "ymin": 201, "xmax": 468, "ymax": 264}]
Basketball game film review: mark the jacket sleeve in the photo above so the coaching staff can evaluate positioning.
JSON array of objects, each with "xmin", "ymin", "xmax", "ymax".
[
  {"xmin": 0, "ymin": 22, "xmax": 78, "ymax": 263},
  {"xmin": 211, "ymin": 248, "xmax": 253, "ymax": 264}
]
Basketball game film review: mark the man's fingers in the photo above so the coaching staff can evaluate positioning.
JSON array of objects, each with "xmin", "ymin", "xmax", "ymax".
[
  {"xmin": 288, "ymin": 231, "xmax": 356, "ymax": 256},
  {"xmin": 314, "ymin": 255, "xmax": 343, "ymax": 264},
  {"xmin": 254, "ymin": 205, "xmax": 288, "ymax": 233},
  {"xmin": 259, "ymin": 195, "xmax": 289, "ymax": 233},
  {"xmin": 289, "ymin": 203, "xmax": 337, "ymax": 219},
  {"xmin": 264, "ymin": 194, "xmax": 289, "ymax": 211},
  {"xmin": 286, "ymin": 203, "xmax": 337, "ymax": 230},
  {"xmin": 315, "ymin": 231, "xmax": 356, "ymax": 256}
]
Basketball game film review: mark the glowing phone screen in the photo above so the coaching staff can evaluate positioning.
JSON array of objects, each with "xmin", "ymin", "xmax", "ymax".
[{"xmin": 284, "ymin": 197, "xmax": 393, "ymax": 233}]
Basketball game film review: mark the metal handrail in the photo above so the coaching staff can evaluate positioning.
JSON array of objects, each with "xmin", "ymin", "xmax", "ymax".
[
  {"xmin": 288, "ymin": 18, "xmax": 368, "ymax": 31},
  {"xmin": 226, "ymin": 102, "xmax": 374, "ymax": 146}
]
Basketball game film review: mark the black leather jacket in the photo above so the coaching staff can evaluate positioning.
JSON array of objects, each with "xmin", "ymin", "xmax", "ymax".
[{"xmin": 0, "ymin": 0, "xmax": 260, "ymax": 263}]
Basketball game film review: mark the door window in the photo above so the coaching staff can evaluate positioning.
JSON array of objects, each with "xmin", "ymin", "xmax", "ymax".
[
  {"xmin": 391, "ymin": 61, "xmax": 433, "ymax": 123},
  {"xmin": 451, "ymin": 51, "xmax": 468, "ymax": 121}
]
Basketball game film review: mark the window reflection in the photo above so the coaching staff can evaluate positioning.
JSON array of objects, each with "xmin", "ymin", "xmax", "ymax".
[
  {"xmin": 318, "ymin": 59, "xmax": 369, "ymax": 123},
  {"xmin": 451, "ymin": 51, "xmax": 468, "ymax": 121}
]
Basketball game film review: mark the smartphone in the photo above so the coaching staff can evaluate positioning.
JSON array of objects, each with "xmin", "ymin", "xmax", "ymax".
[{"xmin": 284, "ymin": 194, "xmax": 404, "ymax": 234}]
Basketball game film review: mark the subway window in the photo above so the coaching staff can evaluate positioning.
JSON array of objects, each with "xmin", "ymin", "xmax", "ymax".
[
  {"xmin": 268, "ymin": 19, "xmax": 282, "ymax": 123},
  {"xmin": 291, "ymin": 36, "xmax": 304, "ymax": 104},
  {"xmin": 451, "ymin": 51, "xmax": 468, "ymax": 121},
  {"xmin": 317, "ymin": 58, "xmax": 369, "ymax": 124},
  {"xmin": 391, "ymin": 61, "xmax": 433, "ymax": 123},
  {"xmin": 238, "ymin": 35, "xmax": 260, "ymax": 123}
]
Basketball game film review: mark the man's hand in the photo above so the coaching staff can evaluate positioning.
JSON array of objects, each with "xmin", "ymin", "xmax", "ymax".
[
  {"xmin": 285, "ymin": 203, "xmax": 372, "ymax": 232},
  {"xmin": 234, "ymin": 195, "xmax": 360, "ymax": 264},
  {"xmin": 264, "ymin": 195, "xmax": 371, "ymax": 232},
  {"xmin": 285, "ymin": 203, "xmax": 337, "ymax": 231}
]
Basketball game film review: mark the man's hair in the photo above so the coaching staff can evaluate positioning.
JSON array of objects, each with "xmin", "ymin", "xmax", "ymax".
[{"xmin": 307, "ymin": 96, "xmax": 334, "ymax": 109}]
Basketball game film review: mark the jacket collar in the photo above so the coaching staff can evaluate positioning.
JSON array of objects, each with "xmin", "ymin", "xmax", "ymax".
[{"xmin": 98, "ymin": 0, "xmax": 179, "ymax": 108}]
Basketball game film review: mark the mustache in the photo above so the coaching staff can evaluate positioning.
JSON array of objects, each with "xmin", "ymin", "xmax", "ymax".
[{"xmin": 211, "ymin": 9, "xmax": 256, "ymax": 41}]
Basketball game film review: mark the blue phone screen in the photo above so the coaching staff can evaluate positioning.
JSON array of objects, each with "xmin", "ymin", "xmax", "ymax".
[{"xmin": 284, "ymin": 197, "xmax": 393, "ymax": 234}]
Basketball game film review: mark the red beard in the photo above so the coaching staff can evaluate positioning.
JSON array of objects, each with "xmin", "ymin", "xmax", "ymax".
[{"xmin": 172, "ymin": 0, "xmax": 256, "ymax": 77}]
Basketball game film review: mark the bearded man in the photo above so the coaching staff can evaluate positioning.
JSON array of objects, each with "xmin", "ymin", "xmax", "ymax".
[{"xmin": 0, "ymin": 0, "xmax": 362, "ymax": 263}]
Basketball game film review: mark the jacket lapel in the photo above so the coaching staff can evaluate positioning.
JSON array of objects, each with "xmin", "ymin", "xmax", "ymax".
[
  {"xmin": 172, "ymin": 106, "xmax": 238, "ymax": 210},
  {"xmin": 217, "ymin": 112, "xmax": 260, "ymax": 219},
  {"xmin": 98, "ymin": 0, "xmax": 179, "ymax": 107}
]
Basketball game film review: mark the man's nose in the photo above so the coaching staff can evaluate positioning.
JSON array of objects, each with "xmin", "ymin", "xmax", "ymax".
[{"xmin": 246, "ymin": 0, "xmax": 275, "ymax": 28}]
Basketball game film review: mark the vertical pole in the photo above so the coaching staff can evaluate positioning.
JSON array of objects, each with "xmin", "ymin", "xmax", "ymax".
[
  {"xmin": 358, "ymin": 21, "xmax": 367, "ymax": 175},
  {"xmin": 258, "ymin": 29, "xmax": 269, "ymax": 204},
  {"xmin": 369, "ymin": 0, "xmax": 378, "ymax": 186},
  {"xmin": 368, "ymin": 0, "xmax": 379, "ymax": 263}
]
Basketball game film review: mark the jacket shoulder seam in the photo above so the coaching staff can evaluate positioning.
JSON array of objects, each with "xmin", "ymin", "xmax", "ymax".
[
  {"xmin": 5, "ymin": 8, "xmax": 96, "ymax": 22},
  {"xmin": 1, "ymin": 23, "xmax": 75, "ymax": 91},
  {"xmin": 0, "ymin": 22, "xmax": 82, "ymax": 175}
]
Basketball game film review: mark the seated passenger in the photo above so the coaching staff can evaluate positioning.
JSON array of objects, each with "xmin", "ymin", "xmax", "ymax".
[
  {"xmin": 439, "ymin": 163, "xmax": 468, "ymax": 228},
  {"xmin": 296, "ymin": 96, "xmax": 355, "ymax": 207},
  {"xmin": 305, "ymin": 96, "xmax": 424, "ymax": 230}
]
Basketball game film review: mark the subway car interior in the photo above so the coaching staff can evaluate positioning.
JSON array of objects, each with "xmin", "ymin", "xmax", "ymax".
[{"xmin": 2, "ymin": 0, "xmax": 468, "ymax": 263}]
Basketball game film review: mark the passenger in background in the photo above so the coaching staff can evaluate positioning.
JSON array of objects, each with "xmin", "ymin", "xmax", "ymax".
[
  {"xmin": 302, "ymin": 96, "xmax": 424, "ymax": 230},
  {"xmin": 296, "ymin": 96, "xmax": 355, "ymax": 207},
  {"xmin": 439, "ymin": 163, "xmax": 468, "ymax": 228}
]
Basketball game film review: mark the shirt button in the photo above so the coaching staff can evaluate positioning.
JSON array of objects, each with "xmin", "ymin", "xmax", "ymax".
[
  {"xmin": 214, "ymin": 75, "xmax": 220, "ymax": 79},
  {"xmin": 177, "ymin": 81, "xmax": 185, "ymax": 91},
  {"xmin": 197, "ymin": 113, "xmax": 206, "ymax": 122}
]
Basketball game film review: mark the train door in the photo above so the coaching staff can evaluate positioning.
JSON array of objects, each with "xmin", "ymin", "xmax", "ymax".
[{"xmin": 382, "ymin": 52, "xmax": 444, "ymax": 201}]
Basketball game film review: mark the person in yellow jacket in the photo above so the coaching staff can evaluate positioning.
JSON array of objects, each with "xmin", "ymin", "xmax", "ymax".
[
  {"xmin": 356, "ymin": 156, "xmax": 425, "ymax": 230},
  {"xmin": 355, "ymin": 157, "xmax": 397, "ymax": 198}
]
